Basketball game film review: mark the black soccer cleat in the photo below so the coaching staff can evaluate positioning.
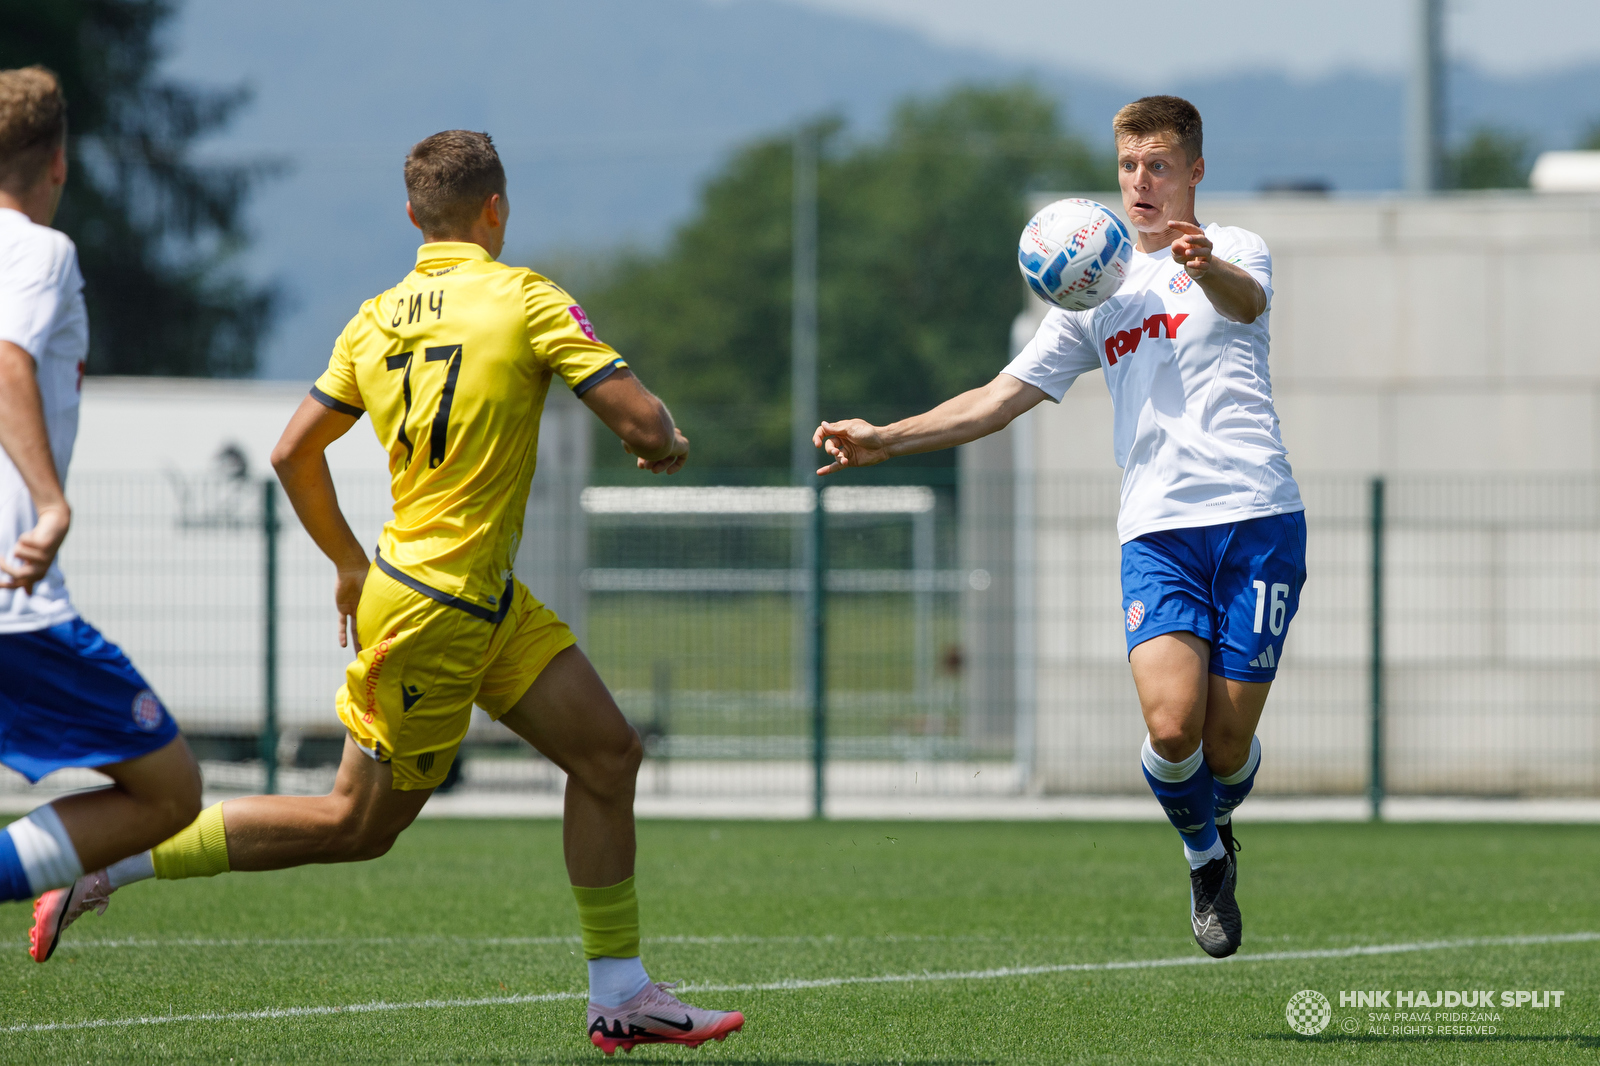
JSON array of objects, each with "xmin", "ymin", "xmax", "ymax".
[
  {"xmin": 1217, "ymin": 821, "xmax": 1242, "ymax": 880},
  {"xmin": 1188, "ymin": 852, "xmax": 1242, "ymax": 958}
]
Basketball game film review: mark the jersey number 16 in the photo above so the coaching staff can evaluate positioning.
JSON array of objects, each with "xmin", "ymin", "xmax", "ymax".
[
  {"xmin": 385, "ymin": 344, "xmax": 463, "ymax": 470},
  {"xmin": 1251, "ymin": 579, "xmax": 1289, "ymax": 636}
]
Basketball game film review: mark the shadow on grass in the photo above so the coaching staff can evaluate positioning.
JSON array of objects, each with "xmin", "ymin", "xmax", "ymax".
[
  {"xmin": 537, "ymin": 1061, "xmax": 995, "ymax": 1065},
  {"xmin": 1259, "ymin": 1033, "xmax": 1599, "ymax": 1048}
]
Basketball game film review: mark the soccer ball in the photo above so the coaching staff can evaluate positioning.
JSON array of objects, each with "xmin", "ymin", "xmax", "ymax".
[{"xmin": 1017, "ymin": 198, "xmax": 1133, "ymax": 311}]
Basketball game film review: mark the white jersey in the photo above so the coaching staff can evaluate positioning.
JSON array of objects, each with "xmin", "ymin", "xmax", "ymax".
[
  {"xmin": 0, "ymin": 208, "xmax": 86, "ymax": 633},
  {"xmin": 1003, "ymin": 222, "xmax": 1303, "ymax": 544}
]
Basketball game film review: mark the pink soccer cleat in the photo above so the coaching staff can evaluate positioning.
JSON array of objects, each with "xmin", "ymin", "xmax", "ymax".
[
  {"xmin": 30, "ymin": 869, "xmax": 114, "ymax": 963},
  {"xmin": 587, "ymin": 981, "xmax": 744, "ymax": 1055}
]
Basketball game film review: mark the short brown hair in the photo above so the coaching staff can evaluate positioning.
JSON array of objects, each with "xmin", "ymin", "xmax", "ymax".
[
  {"xmin": 404, "ymin": 130, "xmax": 506, "ymax": 235},
  {"xmin": 0, "ymin": 66, "xmax": 67, "ymax": 194},
  {"xmin": 1113, "ymin": 95, "xmax": 1202, "ymax": 164}
]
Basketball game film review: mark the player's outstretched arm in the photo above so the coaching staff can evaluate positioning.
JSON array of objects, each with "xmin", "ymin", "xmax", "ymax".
[
  {"xmin": 580, "ymin": 369, "xmax": 689, "ymax": 475},
  {"xmin": 814, "ymin": 372, "xmax": 1048, "ymax": 476},
  {"xmin": 271, "ymin": 395, "xmax": 369, "ymax": 649},
  {"xmin": 0, "ymin": 340, "xmax": 70, "ymax": 593},
  {"xmin": 1169, "ymin": 220, "xmax": 1266, "ymax": 324}
]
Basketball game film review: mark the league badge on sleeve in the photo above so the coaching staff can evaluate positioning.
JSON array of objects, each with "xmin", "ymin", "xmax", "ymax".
[{"xmin": 567, "ymin": 305, "xmax": 599, "ymax": 342}]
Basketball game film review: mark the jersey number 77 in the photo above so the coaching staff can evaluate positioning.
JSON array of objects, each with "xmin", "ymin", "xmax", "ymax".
[{"xmin": 385, "ymin": 343, "xmax": 463, "ymax": 469}]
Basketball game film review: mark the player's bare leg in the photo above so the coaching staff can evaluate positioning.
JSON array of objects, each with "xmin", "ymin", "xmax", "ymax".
[
  {"xmin": 50, "ymin": 736, "xmax": 202, "ymax": 871},
  {"xmin": 1131, "ymin": 631, "xmax": 1212, "ymax": 764},
  {"xmin": 1133, "ymin": 630, "xmax": 1268, "ymax": 766},
  {"xmin": 1200, "ymin": 673, "xmax": 1269, "ymax": 778},
  {"xmin": 1200, "ymin": 670, "xmax": 1269, "ymax": 861},
  {"xmin": 497, "ymin": 644, "xmax": 743, "ymax": 1054},
  {"xmin": 217, "ymin": 738, "xmax": 432, "ymax": 870},
  {"xmin": 496, "ymin": 645, "xmax": 639, "ymax": 889}
]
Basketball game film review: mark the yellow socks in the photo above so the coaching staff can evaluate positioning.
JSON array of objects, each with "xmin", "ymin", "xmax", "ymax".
[
  {"xmin": 572, "ymin": 876, "xmax": 640, "ymax": 959},
  {"xmin": 151, "ymin": 802, "xmax": 231, "ymax": 880}
]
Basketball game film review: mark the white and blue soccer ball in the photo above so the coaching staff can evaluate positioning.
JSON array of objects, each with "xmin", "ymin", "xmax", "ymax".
[{"xmin": 1017, "ymin": 198, "xmax": 1133, "ymax": 311}]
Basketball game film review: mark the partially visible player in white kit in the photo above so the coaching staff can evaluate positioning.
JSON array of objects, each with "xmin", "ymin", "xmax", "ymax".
[
  {"xmin": 813, "ymin": 96, "xmax": 1304, "ymax": 958},
  {"xmin": 0, "ymin": 66, "xmax": 202, "ymax": 960}
]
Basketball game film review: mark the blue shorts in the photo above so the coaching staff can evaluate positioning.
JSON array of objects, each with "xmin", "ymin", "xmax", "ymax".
[
  {"xmin": 0, "ymin": 618, "xmax": 179, "ymax": 782},
  {"xmin": 1121, "ymin": 512, "xmax": 1307, "ymax": 683}
]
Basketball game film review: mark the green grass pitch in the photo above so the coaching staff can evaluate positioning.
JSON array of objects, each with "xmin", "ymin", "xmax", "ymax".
[{"xmin": 1, "ymin": 819, "xmax": 1595, "ymax": 1063}]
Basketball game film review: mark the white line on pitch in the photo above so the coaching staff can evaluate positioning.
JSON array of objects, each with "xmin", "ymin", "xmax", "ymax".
[
  {"xmin": 3, "ymin": 992, "xmax": 587, "ymax": 1035},
  {"xmin": 679, "ymin": 931, "xmax": 1600, "ymax": 992},
  {"xmin": 5, "ymin": 931, "xmax": 1596, "ymax": 1035},
  {"xmin": 30, "ymin": 932, "xmax": 1015, "ymax": 950}
]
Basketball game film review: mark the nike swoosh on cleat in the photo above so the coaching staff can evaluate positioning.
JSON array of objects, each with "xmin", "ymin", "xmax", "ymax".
[
  {"xmin": 645, "ymin": 1014, "xmax": 695, "ymax": 1032},
  {"xmin": 43, "ymin": 882, "xmax": 79, "ymax": 962}
]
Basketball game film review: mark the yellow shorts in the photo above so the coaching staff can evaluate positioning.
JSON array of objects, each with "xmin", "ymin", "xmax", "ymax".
[{"xmin": 335, "ymin": 565, "xmax": 576, "ymax": 790}]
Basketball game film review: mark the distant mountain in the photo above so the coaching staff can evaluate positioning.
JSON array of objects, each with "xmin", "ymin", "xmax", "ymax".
[
  {"xmin": 1063, "ymin": 63, "xmax": 1600, "ymax": 194},
  {"xmin": 160, "ymin": 0, "xmax": 1600, "ymax": 379},
  {"xmin": 164, "ymin": 0, "xmax": 1016, "ymax": 379}
]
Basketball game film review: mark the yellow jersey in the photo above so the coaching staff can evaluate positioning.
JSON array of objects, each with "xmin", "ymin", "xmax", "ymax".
[{"xmin": 311, "ymin": 241, "xmax": 623, "ymax": 620}]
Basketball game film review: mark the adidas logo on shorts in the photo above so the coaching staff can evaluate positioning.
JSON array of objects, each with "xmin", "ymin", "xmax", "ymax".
[{"xmin": 1248, "ymin": 644, "xmax": 1278, "ymax": 669}]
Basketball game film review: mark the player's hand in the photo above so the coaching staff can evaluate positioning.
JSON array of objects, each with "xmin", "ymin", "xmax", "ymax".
[
  {"xmin": 335, "ymin": 564, "xmax": 368, "ymax": 652},
  {"xmin": 813, "ymin": 419, "xmax": 889, "ymax": 476},
  {"xmin": 0, "ymin": 503, "xmax": 70, "ymax": 594},
  {"xmin": 626, "ymin": 428, "xmax": 690, "ymax": 476},
  {"xmin": 1169, "ymin": 220, "xmax": 1214, "ymax": 279}
]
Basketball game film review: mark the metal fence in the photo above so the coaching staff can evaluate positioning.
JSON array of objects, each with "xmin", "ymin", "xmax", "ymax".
[
  {"xmin": 10, "ymin": 469, "xmax": 1600, "ymax": 805},
  {"xmin": 1013, "ymin": 473, "xmax": 1600, "ymax": 802}
]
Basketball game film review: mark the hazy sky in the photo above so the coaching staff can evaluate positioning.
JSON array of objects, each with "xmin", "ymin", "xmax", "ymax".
[{"xmin": 777, "ymin": 0, "xmax": 1600, "ymax": 79}]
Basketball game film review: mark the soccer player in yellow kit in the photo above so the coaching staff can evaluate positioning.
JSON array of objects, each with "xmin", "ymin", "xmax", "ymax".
[{"xmin": 33, "ymin": 130, "xmax": 743, "ymax": 1056}]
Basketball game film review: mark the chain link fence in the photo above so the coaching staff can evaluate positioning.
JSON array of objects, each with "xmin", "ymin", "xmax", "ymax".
[{"xmin": 9, "ymin": 469, "xmax": 1599, "ymax": 805}]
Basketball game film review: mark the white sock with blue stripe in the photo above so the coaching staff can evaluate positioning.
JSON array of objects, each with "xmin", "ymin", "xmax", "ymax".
[{"xmin": 3, "ymin": 804, "xmax": 83, "ymax": 896}]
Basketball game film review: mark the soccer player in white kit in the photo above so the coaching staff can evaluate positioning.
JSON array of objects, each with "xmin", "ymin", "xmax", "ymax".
[
  {"xmin": 0, "ymin": 66, "xmax": 202, "ymax": 960},
  {"xmin": 813, "ymin": 96, "xmax": 1304, "ymax": 958}
]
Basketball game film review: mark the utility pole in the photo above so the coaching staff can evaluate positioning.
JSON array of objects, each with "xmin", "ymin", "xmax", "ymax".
[
  {"xmin": 1405, "ymin": 0, "xmax": 1444, "ymax": 193},
  {"xmin": 261, "ymin": 479, "xmax": 280, "ymax": 796},
  {"xmin": 791, "ymin": 127, "xmax": 826, "ymax": 819},
  {"xmin": 1369, "ymin": 477, "xmax": 1386, "ymax": 822},
  {"xmin": 791, "ymin": 128, "xmax": 818, "ymax": 487}
]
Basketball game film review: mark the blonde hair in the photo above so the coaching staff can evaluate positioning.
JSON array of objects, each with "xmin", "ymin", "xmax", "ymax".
[
  {"xmin": 1113, "ymin": 95, "xmax": 1202, "ymax": 164},
  {"xmin": 0, "ymin": 66, "xmax": 67, "ymax": 194}
]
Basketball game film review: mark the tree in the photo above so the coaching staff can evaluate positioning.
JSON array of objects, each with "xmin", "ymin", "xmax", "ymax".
[
  {"xmin": 1579, "ymin": 120, "xmax": 1600, "ymax": 151},
  {"xmin": 1446, "ymin": 125, "xmax": 1531, "ymax": 190},
  {"xmin": 1, "ymin": 0, "xmax": 277, "ymax": 376},
  {"xmin": 575, "ymin": 83, "xmax": 1113, "ymax": 479}
]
